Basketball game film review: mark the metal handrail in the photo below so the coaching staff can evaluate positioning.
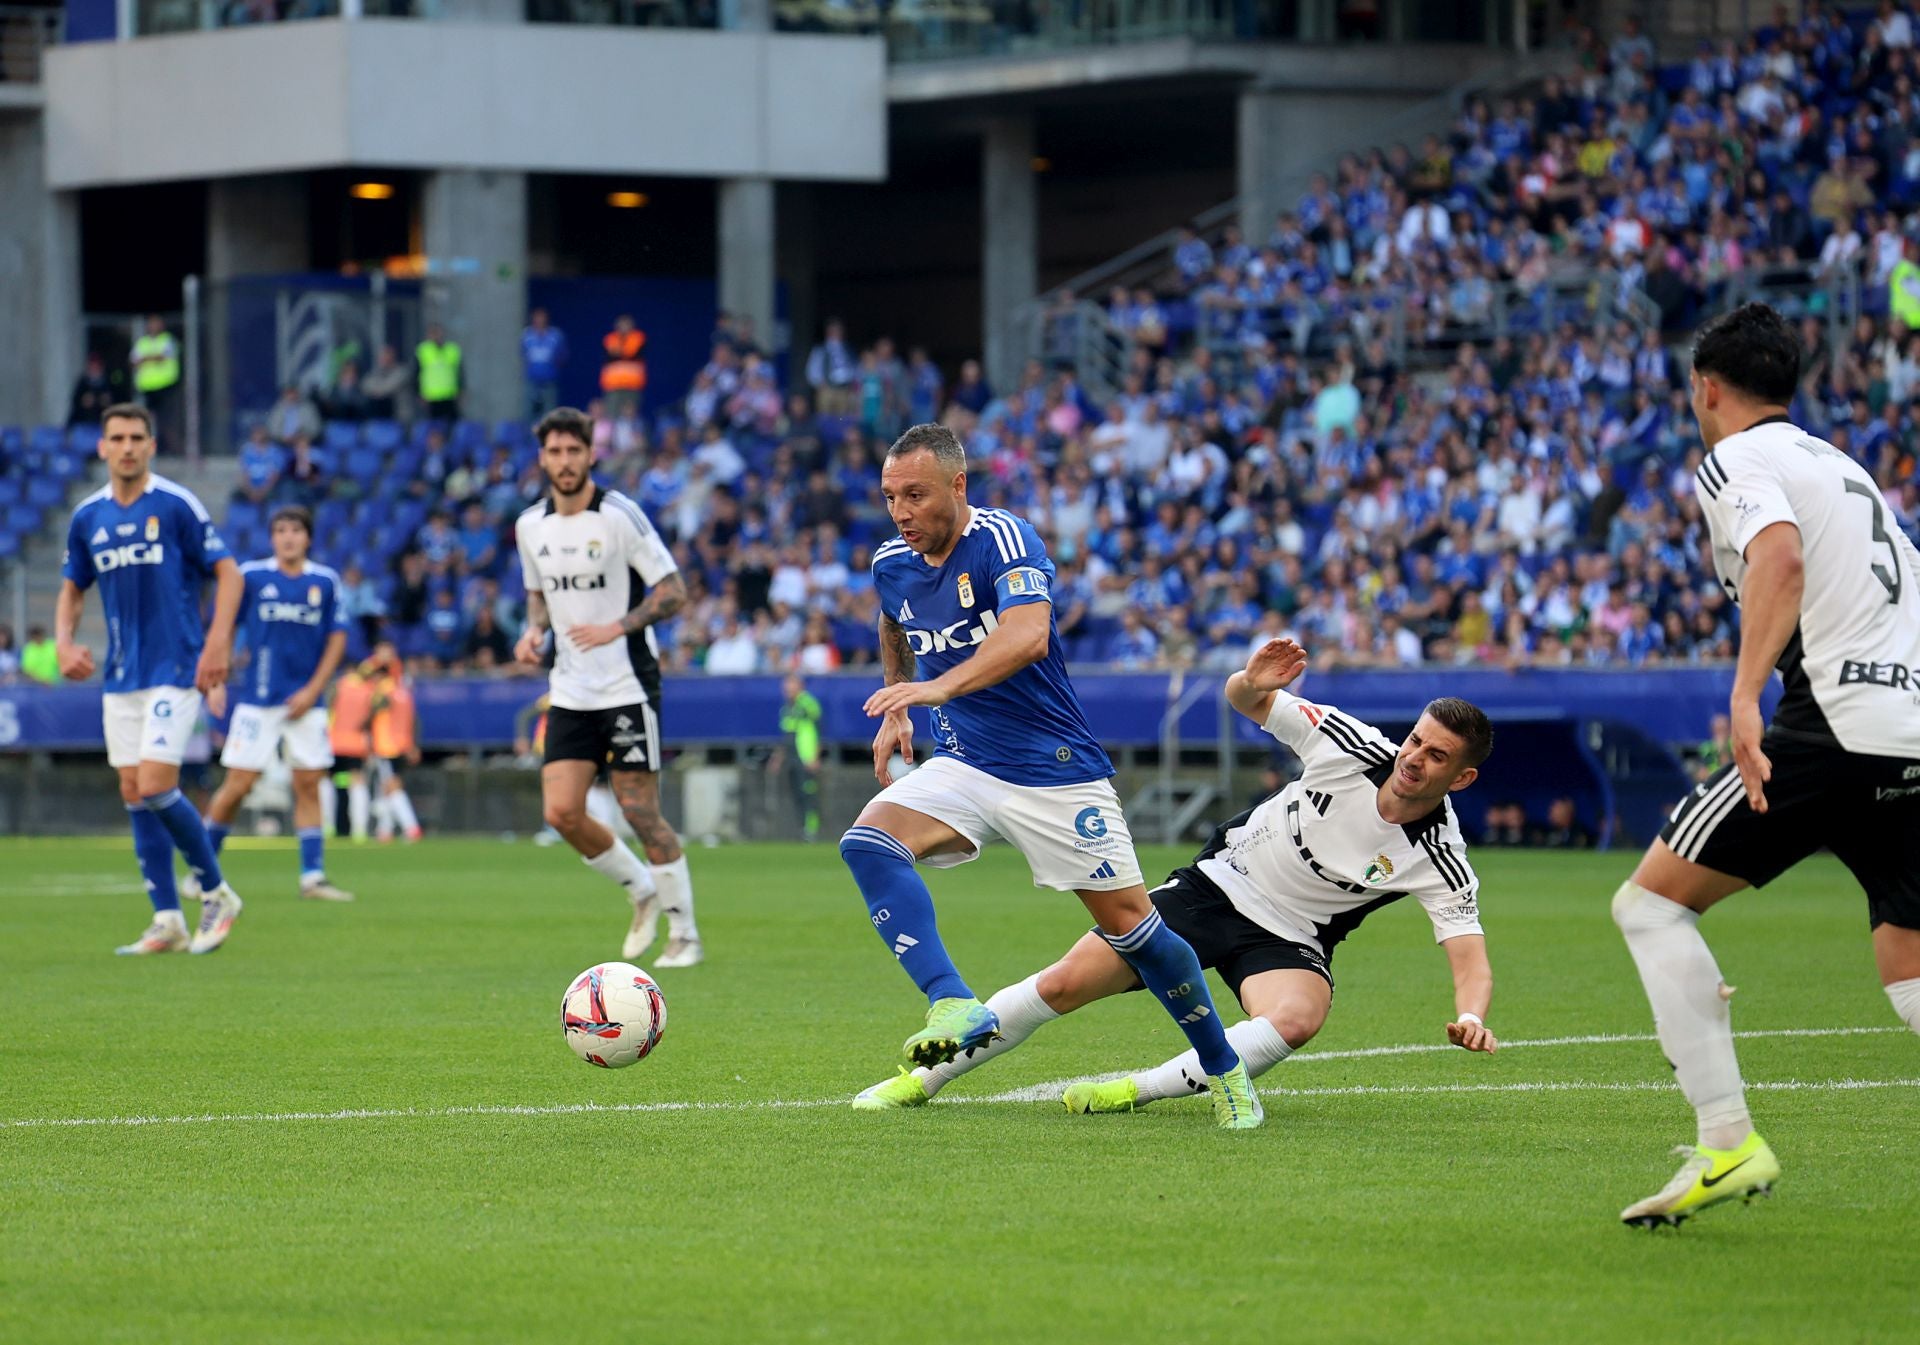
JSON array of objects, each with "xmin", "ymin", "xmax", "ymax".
[{"xmin": 0, "ymin": 5, "xmax": 60, "ymax": 83}]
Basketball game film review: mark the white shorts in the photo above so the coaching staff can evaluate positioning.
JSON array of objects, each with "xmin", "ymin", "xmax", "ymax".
[
  {"xmin": 102, "ymin": 686, "xmax": 202, "ymax": 770},
  {"xmin": 874, "ymin": 755, "xmax": 1143, "ymax": 892},
  {"xmin": 220, "ymin": 703, "xmax": 335, "ymax": 772}
]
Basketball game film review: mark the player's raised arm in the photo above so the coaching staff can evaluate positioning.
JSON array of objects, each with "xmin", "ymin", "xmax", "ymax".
[
  {"xmin": 1727, "ymin": 521, "xmax": 1805, "ymax": 814},
  {"xmin": 1225, "ymin": 636, "xmax": 1309, "ymax": 725},
  {"xmin": 1442, "ymin": 934, "xmax": 1497, "ymax": 1053},
  {"xmin": 53, "ymin": 578, "xmax": 94, "ymax": 681}
]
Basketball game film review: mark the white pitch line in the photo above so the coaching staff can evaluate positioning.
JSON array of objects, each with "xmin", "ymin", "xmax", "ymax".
[
  {"xmin": 4, "ymin": 1020, "xmax": 1915, "ymax": 1132},
  {"xmin": 1288, "ymin": 1024, "xmax": 1906, "ymax": 1064},
  {"xmin": 6, "ymin": 1076, "xmax": 1919, "ymax": 1132}
]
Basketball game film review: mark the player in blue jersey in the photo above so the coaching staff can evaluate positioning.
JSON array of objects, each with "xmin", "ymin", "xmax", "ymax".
[
  {"xmin": 840, "ymin": 424, "xmax": 1262, "ymax": 1128},
  {"xmin": 190, "ymin": 506, "xmax": 354, "ymax": 903},
  {"xmin": 55, "ymin": 404, "xmax": 247, "ymax": 955}
]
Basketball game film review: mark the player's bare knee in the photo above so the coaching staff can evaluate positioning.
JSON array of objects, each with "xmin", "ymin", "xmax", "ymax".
[
  {"xmin": 1035, "ymin": 959, "xmax": 1090, "ymax": 1013},
  {"xmin": 116, "ymin": 773, "xmax": 143, "ymax": 807},
  {"xmin": 1260, "ymin": 1006, "xmax": 1323, "ymax": 1050},
  {"xmin": 544, "ymin": 801, "xmax": 587, "ymax": 834}
]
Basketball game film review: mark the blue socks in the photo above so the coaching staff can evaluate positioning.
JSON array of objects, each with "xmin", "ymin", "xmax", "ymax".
[
  {"xmin": 141, "ymin": 788, "xmax": 224, "ymax": 891},
  {"xmin": 1102, "ymin": 910, "xmax": 1241, "ymax": 1076},
  {"xmin": 297, "ymin": 826, "xmax": 325, "ymax": 882},
  {"xmin": 128, "ymin": 804, "xmax": 179, "ymax": 913},
  {"xmin": 840, "ymin": 825, "xmax": 973, "ymax": 1004},
  {"xmin": 207, "ymin": 821, "xmax": 230, "ymax": 855}
]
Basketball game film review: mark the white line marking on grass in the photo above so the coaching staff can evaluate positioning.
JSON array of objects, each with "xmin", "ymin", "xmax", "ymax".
[
  {"xmin": 6, "ymin": 1077, "xmax": 1919, "ymax": 1131},
  {"xmin": 1288, "ymin": 1024, "xmax": 1906, "ymax": 1064},
  {"xmin": 4, "ymin": 1025, "xmax": 1909, "ymax": 1131}
]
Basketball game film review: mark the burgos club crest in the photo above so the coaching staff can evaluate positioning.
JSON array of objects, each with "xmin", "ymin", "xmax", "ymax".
[
  {"xmin": 957, "ymin": 572, "xmax": 974, "ymax": 608},
  {"xmin": 1364, "ymin": 853, "xmax": 1395, "ymax": 887},
  {"xmin": 587, "ymin": 538, "xmax": 603, "ymax": 562}
]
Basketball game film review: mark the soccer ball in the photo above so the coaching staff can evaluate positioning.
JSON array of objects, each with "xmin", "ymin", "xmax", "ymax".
[{"xmin": 561, "ymin": 962, "xmax": 667, "ymax": 1069}]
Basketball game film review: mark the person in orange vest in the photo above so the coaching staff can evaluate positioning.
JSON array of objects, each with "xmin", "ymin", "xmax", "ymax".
[
  {"xmin": 600, "ymin": 314, "xmax": 647, "ymax": 421},
  {"xmin": 366, "ymin": 639, "xmax": 423, "ymax": 843},
  {"xmin": 329, "ymin": 653, "xmax": 377, "ymax": 841}
]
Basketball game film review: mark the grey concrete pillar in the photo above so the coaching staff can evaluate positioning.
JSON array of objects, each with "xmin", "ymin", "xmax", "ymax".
[
  {"xmin": 0, "ymin": 114, "xmax": 81, "ymax": 428},
  {"xmin": 421, "ymin": 168, "xmax": 528, "ymax": 424},
  {"xmin": 1237, "ymin": 87, "xmax": 1424, "ymax": 244},
  {"xmin": 776, "ymin": 181, "xmax": 817, "ymax": 387},
  {"xmin": 718, "ymin": 177, "xmax": 776, "ymax": 366},
  {"xmin": 981, "ymin": 112, "xmax": 1037, "ymax": 396},
  {"xmin": 207, "ymin": 174, "xmax": 310, "ymax": 447}
]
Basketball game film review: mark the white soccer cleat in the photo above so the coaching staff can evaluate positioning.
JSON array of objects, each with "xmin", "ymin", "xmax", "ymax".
[
  {"xmin": 300, "ymin": 879, "xmax": 356, "ymax": 903},
  {"xmin": 188, "ymin": 885, "xmax": 244, "ymax": 954},
  {"xmin": 116, "ymin": 913, "xmax": 190, "ymax": 956},
  {"xmin": 621, "ymin": 891, "xmax": 661, "ymax": 961},
  {"xmin": 654, "ymin": 937, "xmax": 704, "ymax": 968}
]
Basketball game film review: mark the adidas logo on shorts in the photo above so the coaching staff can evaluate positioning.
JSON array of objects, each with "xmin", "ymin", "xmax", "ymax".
[{"xmin": 1087, "ymin": 860, "xmax": 1117, "ymax": 881}]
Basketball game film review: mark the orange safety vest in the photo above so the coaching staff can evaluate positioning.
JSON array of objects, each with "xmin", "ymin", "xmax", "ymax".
[
  {"xmin": 601, "ymin": 329, "xmax": 647, "ymax": 392},
  {"xmin": 329, "ymin": 672, "xmax": 375, "ymax": 756},
  {"xmin": 370, "ymin": 674, "xmax": 417, "ymax": 759}
]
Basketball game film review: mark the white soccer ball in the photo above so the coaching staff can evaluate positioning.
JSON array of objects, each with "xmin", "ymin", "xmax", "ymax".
[{"xmin": 561, "ymin": 962, "xmax": 667, "ymax": 1069}]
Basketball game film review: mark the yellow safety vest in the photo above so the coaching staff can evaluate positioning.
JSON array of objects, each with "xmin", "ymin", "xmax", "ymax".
[
  {"xmin": 1893, "ymin": 261, "xmax": 1920, "ymax": 330},
  {"xmin": 417, "ymin": 341, "xmax": 462, "ymax": 402},
  {"xmin": 132, "ymin": 333, "xmax": 179, "ymax": 393}
]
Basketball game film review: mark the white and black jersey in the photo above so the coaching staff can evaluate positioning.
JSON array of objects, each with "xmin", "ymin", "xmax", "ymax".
[
  {"xmin": 1696, "ymin": 417, "xmax": 1920, "ymax": 757},
  {"xmin": 1192, "ymin": 689, "xmax": 1483, "ymax": 960},
  {"xmin": 517, "ymin": 487, "xmax": 677, "ymax": 713}
]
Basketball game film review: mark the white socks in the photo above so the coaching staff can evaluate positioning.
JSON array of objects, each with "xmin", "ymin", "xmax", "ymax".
[
  {"xmin": 918, "ymin": 974, "xmax": 1060, "ymax": 1096},
  {"xmin": 1612, "ymin": 880, "xmax": 1752, "ymax": 1150},
  {"xmin": 586, "ymin": 785, "xmax": 638, "ymax": 843},
  {"xmin": 1888, "ymin": 977, "xmax": 1920, "ymax": 1036},
  {"xmin": 387, "ymin": 789, "xmax": 420, "ymax": 836},
  {"xmin": 653, "ymin": 855, "xmax": 698, "ymax": 942},
  {"xmin": 1134, "ymin": 1016, "xmax": 1294, "ymax": 1103},
  {"xmin": 584, "ymin": 841, "xmax": 655, "ymax": 905},
  {"xmin": 348, "ymin": 780, "xmax": 370, "ymax": 840}
]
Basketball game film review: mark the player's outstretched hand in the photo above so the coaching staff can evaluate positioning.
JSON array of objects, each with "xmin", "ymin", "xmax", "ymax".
[
  {"xmin": 1244, "ymin": 637, "xmax": 1309, "ymax": 692},
  {"xmin": 513, "ymin": 627, "xmax": 546, "ymax": 667},
  {"xmin": 1446, "ymin": 1019, "xmax": 1498, "ymax": 1053},
  {"xmin": 1730, "ymin": 697, "xmax": 1771, "ymax": 814},
  {"xmin": 56, "ymin": 642, "xmax": 94, "ymax": 682},
  {"xmin": 284, "ymin": 688, "xmax": 318, "ymax": 719},
  {"xmin": 566, "ymin": 622, "xmax": 625, "ymax": 652},
  {"xmin": 871, "ymin": 709, "xmax": 914, "ymax": 786},
  {"xmin": 864, "ymin": 681, "xmax": 946, "ymax": 717}
]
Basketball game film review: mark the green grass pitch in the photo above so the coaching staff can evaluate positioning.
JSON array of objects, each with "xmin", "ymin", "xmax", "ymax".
[{"xmin": 3, "ymin": 837, "xmax": 1917, "ymax": 1343}]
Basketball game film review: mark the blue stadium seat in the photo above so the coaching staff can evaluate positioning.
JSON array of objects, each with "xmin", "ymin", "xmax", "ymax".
[
  {"xmin": 66, "ymin": 427, "xmax": 95, "ymax": 455},
  {"xmin": 5, "ymin": 503, "xmax": 41, "ymax": 534},
  {"xmin": 362, "ymin": 420, "xmax": 403, "ymax": 450},
  {"xmin": 0, "ymin": 530, "xmax": 19, "ymax": 562},
  {"xmin": 322, "ymin": 423, "xmax": 359, "ymax": 452},
  {"xmin": 0, "ymin": 426, "xmax": 22, "ymax": 459},
  {"xmin": 493, "ymin": 419, "xmax": 529, "ymax": 448},
  {"xmin": 228, "ymin": 499, "xmax": 263, "ymax": 534},
  {"xmin": 345, "ymin": 447, "xmax": 382, "ymax": 483},
  {"xmin": 26, "ymin": 477, "xmax": 65, "ymax": 509},
  {"xmin": 30, "ymin": 426, "xmax": 63, "ymax": 455}
]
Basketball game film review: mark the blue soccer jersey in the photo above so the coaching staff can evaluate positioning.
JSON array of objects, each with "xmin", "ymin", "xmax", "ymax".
[
  {"xmin": 62, "ymin": 475, "xmax": 230, "ymax": 693},
  {"xmin": 235, "ymin": 559, "xmax": 347, "ymax": 706},
  {"xmin": 871, "ymin": 507, "xmax": 1112, "ymax": 787}
]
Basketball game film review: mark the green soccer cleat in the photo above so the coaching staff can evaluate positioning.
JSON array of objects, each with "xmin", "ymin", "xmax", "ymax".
[
  {"xmin": 1620, "ymin": 1132, "xmax": 1780, "ymax": 1228},
  {"xmin": 1062, "ymin": 1077, "xmax": 1139, "ymax": 1115},
  {"xmin": 851, "ymin": 1070, "xmax": 932, "ymax": 1111},
  {"xmin": 1208, "ymin": 1061, "xmax": 1264, "ymax": 1131},
  {"xmin": 902, "ymin": 996, "xmax": 1000, "ymax": 1070}
]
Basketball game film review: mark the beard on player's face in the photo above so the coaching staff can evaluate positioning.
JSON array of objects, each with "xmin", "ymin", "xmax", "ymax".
[{"xmin": 547, "ymin": 464, "xmax": 590, "ymax": 496}]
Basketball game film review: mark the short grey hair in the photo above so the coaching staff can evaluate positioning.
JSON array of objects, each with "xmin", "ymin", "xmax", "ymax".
[{"xmin": 885, "ymin": 423, "xmax": 966, "ymax": 474}]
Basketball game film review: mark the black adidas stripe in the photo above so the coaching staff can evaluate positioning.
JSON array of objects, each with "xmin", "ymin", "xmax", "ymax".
[
  {"xmin": 1697, "ymin": 451, "xmax": 1728, "ymax": 500},
  {"xmin": 1318, "ymin": 713, "xmax": 1393, "ymax": 764},
  {"xmin": 1420, "ymin": 831, "xmax": 1472, "ymax": 892}
]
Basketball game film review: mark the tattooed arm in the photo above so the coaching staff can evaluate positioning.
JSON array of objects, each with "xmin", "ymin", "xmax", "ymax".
[
  {"xmin": 879, "ymin": 612, "xmax": 915, "ymax": 686},
  {"xmin": 568, "ymin": 573, "xmax": 688, "ymax": 651}
]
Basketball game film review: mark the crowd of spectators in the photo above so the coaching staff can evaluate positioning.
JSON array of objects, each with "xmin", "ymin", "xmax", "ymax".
[{"xmin": 213, "ymin": 5, "xmax": 1920, "ymax": 677}]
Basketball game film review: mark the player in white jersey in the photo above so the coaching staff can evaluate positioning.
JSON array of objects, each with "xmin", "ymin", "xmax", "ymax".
[
  {"xmin": 854, "ymin": 637, "xmax": 1500, "ymax": 1112},
  {"xmin": 513, "ymin": 408, "xmax": 703, "ymax": 966},
  {"xmin": 1613, "ymin": 304, "xmax": 1920, "ymax": 1227}
]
